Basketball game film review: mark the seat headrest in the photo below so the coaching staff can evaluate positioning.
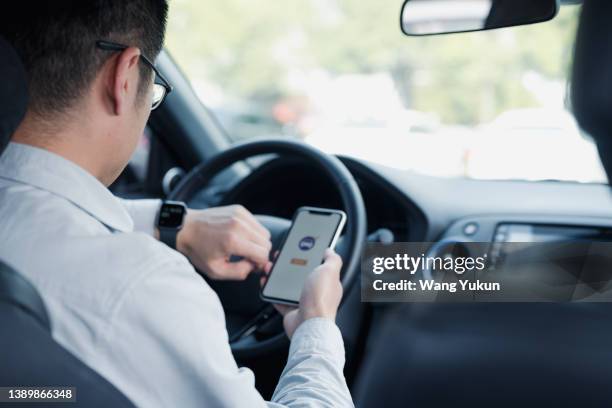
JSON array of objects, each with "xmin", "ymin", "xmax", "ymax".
[
  {"xmin": 571, "ymin": 2, "xmax": 612, "ymax": 181},
  {"xmin": 0, "ymin": 260, "xmax": 50, "ymax": 331},
  {"xmin": 0, "ymin": 36, "xmax": 28, "ymax": 155}
]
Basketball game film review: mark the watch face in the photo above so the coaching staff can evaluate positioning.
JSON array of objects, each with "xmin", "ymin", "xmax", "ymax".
[{"xmin": 158, "ymin": 203, "xmax": 186, "ymax": 228}]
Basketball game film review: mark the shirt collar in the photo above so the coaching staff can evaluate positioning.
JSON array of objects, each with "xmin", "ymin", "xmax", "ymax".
[{"xmin": 0, "ymin": 142, "xmax": 134, "ymax": 232}]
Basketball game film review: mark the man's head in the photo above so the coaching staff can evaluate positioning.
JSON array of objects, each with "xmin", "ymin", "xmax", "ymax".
[{"xmin": 1, "ymin": 0, "xmax": 169, "ymax": 185}]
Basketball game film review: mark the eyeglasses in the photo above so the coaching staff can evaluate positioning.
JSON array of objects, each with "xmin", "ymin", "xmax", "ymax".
[{"xmin": 96, "ymin": 40, "xmax": 172, "ymax": 111}]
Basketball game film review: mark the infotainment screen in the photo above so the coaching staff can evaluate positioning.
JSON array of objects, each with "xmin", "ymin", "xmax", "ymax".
[
  {"xmin": 495, "ymin": 224, "xmax": 612, "ymax": 244},
  {"xmin": 490, "ymin": 223, "xmax": 612, "ymax": 267},
  {"xmin": 488, "ymin": 223, "xmax": 612, "ymax": 301}
]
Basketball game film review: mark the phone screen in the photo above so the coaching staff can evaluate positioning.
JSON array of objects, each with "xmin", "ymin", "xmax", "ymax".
[{"xmin": 262, "ymin": 209, "xmax": 345, "ymax": 304}]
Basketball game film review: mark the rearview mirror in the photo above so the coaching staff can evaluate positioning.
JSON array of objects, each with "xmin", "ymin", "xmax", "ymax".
[{"xmin": 401, "ymin": 0, "xmax": 559, "ymax": 36}]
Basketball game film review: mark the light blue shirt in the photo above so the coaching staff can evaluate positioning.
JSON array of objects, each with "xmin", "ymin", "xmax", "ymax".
[{"xmin": 0, "ymin": 142, "xmax": 353, "ymax": 408}]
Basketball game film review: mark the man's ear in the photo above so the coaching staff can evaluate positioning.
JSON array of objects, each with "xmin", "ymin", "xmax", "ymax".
[{"xmin": 105, "ymin": 47, "xmax": 142, "ymax": 116}]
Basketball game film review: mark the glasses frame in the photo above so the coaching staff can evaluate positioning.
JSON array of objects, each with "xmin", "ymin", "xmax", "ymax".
[{"xmin": 95, "ymin": 40, "xmax": 173, "ymax": 111}]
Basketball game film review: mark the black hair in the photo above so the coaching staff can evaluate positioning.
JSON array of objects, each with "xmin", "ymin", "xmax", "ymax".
[{"xmin": 1, "ymin": 0, "xmax": 168, "ymax": 117}]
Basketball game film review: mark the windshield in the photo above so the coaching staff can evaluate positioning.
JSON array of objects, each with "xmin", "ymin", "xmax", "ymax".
[{"xmin": 166, "ymin": 2, "xmax": 606, "ymax": 183}]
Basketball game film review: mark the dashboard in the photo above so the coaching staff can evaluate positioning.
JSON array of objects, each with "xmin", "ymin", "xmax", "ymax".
[
  {"xmin": 222, "ymin": 154, "xmax": 612, "ymax": 248},
  {"xmin": 363, "ymin": 157, "xmax": 612, "ymax": 241}
]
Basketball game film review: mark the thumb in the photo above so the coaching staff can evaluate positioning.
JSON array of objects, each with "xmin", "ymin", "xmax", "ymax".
[{"xmin": 321, "ymin": 249, "xmax": 342, "ymax": 271}]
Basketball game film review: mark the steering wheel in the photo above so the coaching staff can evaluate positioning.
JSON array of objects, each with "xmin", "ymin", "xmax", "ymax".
[{"xmin": 168, "ymin": 138, "xmax": 366, "ymax": 358}]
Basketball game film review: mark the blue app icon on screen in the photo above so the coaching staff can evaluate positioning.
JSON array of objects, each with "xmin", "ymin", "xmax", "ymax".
[{"xmin": 298, "ymin": 236, "xmax": 316, "ymax": 251}]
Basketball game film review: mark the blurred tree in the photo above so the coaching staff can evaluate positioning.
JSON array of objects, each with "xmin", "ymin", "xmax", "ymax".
[{"xmin": 166, "ymin": 0, "xmax": 317, "ymax": 102}]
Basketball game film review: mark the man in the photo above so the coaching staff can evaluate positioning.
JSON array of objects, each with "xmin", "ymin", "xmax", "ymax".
[{"xmin": 0, "ymin": 1, "xmax": 353, "ymax": 407}]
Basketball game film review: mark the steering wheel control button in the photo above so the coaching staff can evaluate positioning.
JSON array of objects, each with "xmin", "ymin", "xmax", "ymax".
[
  {"xmin": 463, "ymin": 222, "xmax": 478, "ymax": 236},
  {"xmin": 162, "ymin": 167, "xmax": 185, "ymax": 196}
]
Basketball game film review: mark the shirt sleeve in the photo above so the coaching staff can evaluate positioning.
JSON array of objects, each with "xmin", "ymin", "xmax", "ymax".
[
  {"xmin": 119, "ymin": 199, "xmax": 161, "ymax": 237},
  {"xmin": 270, "ymin": 318, "xmax": 354, "ymax": 407},
  {"xmin": 97, "ymin": 255, "xmax": 353, "ymax": 408}
]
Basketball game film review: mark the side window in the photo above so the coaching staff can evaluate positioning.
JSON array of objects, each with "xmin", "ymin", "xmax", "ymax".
[
  {"xmin": 110, "ymin": 127, "xmax": 182, "ymax": 199},
  {"xmin": 109, "ymin": 128, "xmax": 152, "ymax": 198}
]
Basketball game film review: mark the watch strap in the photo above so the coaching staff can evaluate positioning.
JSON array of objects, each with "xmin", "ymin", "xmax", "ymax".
[{"xmin": 159, "ymin": 227, "xmax": 178, "ymax": 250}]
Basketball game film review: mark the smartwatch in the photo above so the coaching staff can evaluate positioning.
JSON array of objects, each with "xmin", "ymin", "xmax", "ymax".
[{"xmin": 156, "ymin": 200, "xmax": 188, "ymax": 249}]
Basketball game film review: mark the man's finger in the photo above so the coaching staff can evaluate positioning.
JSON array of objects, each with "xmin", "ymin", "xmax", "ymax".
[
  {"xmin": 321, "ymin": 249, "xmax": 342, "ymax": 273},
  {"xmin": 228, "ymin": 237, "xmax": 270, "ymax": 268},
  {"xmin": 273, "ymin": 303, "xmax": 296, "ymax": 316},
  {"xmin": 219, "ymin": 260, "xmax": 255, "ymax": 280},
  {"xmin": 259, "ymin": 261, "xmax": 273, "ymax": 287}
]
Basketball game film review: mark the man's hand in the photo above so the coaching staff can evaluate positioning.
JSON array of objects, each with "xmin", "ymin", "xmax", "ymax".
[
  {"xmin": 176, "ymin": 205, "xmax": 272, "ymax": 280},
  {"xmin": 272, "ymin": 249, "xmax": 343, "ymax": 339}
]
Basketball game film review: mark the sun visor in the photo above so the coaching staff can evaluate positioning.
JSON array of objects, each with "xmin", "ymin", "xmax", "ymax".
[
  {"xmin": 571, "ymin": 2, "xmax": 612, "ymax": 180},
  {"xmin": 0, "ymin": 36, "xmax": 28, "ymax": 155}
]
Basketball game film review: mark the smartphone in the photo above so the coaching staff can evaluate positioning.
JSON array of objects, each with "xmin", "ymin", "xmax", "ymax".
[{"xmin": 260, "ymin": 207, "xmax": 347, "ymax": 306}]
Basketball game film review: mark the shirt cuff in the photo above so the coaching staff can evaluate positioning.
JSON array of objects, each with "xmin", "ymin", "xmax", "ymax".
[
  {"xmin": 120, "ymin": 199, "xmax": 162, "ymax": 237},
  {"xmin": 289, "ymin": 317, "xmax": 345, "ymax": 366}
]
